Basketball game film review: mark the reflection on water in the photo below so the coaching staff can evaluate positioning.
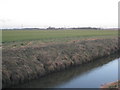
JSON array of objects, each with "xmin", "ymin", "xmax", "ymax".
[{"xmin": 13, "ymin": 53, "xmax": 119, "ymax": 88}]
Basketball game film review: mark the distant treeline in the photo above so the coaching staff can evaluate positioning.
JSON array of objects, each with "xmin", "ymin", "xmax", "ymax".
[{"xmin": 1, "ymin": 27, "xmax": 118, "ymax": 30}]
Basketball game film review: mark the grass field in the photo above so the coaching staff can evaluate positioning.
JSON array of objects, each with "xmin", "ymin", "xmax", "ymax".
[{"xmin": 2, "ymin": 30, "xmax": 118, "ymax": 43}]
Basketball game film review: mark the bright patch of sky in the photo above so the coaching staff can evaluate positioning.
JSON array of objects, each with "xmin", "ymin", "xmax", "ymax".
[{"xmin": 0, "ymin": 0, "xmax": 119, "ymax": 29}]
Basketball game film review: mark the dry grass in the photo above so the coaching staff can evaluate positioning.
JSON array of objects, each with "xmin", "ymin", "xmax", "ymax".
[{"xmin": 2, "ymin": 38, "xmax": 119, "ymax": 88}]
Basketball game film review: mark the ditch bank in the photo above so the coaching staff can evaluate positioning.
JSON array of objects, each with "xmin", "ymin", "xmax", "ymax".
[
  {"xmin": 101, "ymin": 80, "xmax": 119, "ymax": 89},
  {"xmin": 2, "ymin": 38, "xmax": 119, "ymax": 88}
]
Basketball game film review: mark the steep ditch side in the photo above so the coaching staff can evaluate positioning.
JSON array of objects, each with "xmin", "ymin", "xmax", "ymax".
[{"xmin": 2, "ymin": 38, "xmax": 119, "ymax": 88}]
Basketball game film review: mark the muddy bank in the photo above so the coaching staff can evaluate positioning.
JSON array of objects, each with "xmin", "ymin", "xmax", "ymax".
[
  {"xmin": 2, "ymin": 38, "xmax": 119, "ymax": 88},
  {"xmin": 101, "ymin": 80, "xmax": 120, "ymax": 89}
]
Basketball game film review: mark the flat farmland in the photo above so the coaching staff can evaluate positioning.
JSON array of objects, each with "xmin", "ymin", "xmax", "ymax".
[{"xmin": 2, "ymin": 30, "xmax": 118, "ymax": 43}]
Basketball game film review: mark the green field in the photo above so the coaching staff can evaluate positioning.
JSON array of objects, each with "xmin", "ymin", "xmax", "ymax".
[{"xmin": 2, "ymin": 30, "xmax": 118, "ymax": 42}]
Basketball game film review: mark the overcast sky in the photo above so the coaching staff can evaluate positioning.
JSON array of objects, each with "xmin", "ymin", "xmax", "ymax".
[{"xmin": 0, "ymin": 0, "xmax": 119, "ymax": 29}]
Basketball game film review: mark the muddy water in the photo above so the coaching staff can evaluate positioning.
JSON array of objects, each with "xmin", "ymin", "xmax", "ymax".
[{"xmin": 13, "ymin": 53, "xmax": 119, "ymax": 88}]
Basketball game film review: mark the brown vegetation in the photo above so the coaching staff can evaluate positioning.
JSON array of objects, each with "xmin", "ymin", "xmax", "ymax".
[
  {"xmin": 101, "ymin": 80, "xmax": 120, "ymax": 90},
  {"xmin": 2, "ymin": 38, "xmax": 119, "ymax": 88}
]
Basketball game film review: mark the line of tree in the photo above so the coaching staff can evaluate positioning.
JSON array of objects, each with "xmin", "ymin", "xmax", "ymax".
[{"xmin": 2, "ymin": 27, "xmax": 104, "ymax": 30}]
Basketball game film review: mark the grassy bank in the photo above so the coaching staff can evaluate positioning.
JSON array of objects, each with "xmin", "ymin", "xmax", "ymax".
[
  {"xmin": 13, "ymin": 53, "xmax": 119, "ymax": 88},
  {"xmin": 2, "ymin": 38, "xmax": 119, "ymax": 88}
]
